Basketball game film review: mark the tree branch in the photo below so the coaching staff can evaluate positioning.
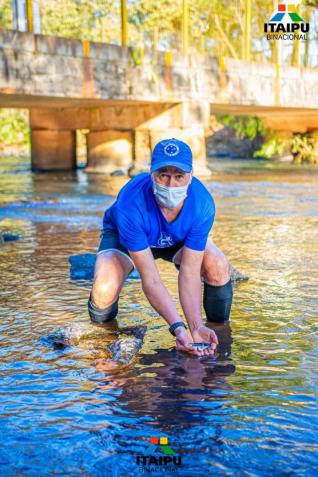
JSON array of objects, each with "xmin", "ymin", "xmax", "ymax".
[{"xmin": 214, "ymin": 13, "xmax": 239, "ymax": 59}]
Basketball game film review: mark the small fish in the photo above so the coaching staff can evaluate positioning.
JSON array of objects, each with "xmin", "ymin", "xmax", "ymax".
[{"xmin": 191, "ymin": 342, "xmax": 211, "ymax": 350}]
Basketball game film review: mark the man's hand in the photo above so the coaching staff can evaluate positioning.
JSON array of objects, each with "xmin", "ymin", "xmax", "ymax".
[
  {"xmin": 190, "ymin": 325, "xmax": 218, "ymax": 356},
  {"xmin": 175, "ymin": 327, "xmax": 214, "ymax": 357}
]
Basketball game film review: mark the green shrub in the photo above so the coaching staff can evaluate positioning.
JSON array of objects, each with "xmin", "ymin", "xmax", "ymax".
[
  {"xmin": 217, "ymin": 115, "xmax": 288, "ymax": 159},
  {"xmin": 253, "ymin": 132, "xmax": 285, "ymax": 159},
  {"xmin": 217, "ymin": 115, "xmax": 266, "ymax": 142},
  {"xmin": 291, "ymin": 132, "xmax": 317, "ymax": 164},
  {"xmin": 0, "ymin": 110, "xmax": 30, "ymax": 149}
]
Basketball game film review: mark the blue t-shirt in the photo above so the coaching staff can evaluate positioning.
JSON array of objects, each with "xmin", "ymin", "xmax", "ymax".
[{"xmin": 102, "ymin": 173, "xmax": 215, "ymax": 252}]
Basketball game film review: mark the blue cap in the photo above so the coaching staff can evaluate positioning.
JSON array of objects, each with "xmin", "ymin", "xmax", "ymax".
[{"xmin": 150, "ymin": 138, "xmax": 193, "ymax": 173}]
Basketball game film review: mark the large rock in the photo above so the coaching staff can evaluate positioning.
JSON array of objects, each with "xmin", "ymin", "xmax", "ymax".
[
  {"xmin": 41, "ymin": 322, "xmax": 147, "ymax": 364},
  {"xmin": 69, "ymin": 253, "xmax": 140, "ymax": 280},
  {"xmin": 230, "ymin": 264, "xmax": 249, "ymax": 282},
  {"xmin": 0, "ymin": 232, "xmax": 20, "ymax": 243}
]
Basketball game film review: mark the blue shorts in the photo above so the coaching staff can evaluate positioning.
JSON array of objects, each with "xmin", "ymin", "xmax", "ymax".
[{"xmin": 97, "ymin": 227, "xmax": 183, "ymax": 271}]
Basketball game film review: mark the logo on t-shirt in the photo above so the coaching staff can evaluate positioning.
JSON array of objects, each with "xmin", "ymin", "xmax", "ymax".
[{"xmin": 157, "ymin": 232, "xmax": 174, "ymax": 247}]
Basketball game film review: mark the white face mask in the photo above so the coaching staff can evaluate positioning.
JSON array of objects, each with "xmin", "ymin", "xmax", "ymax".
[{"xmin": 151, "ymin": 173, "xmax": 192, "ymax": 209}]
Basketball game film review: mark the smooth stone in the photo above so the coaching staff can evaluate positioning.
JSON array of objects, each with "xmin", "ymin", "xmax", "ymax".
[
  {"xmin": 69, "ymin": 253, "xmax": 140, "ymax": 280},
  {"xmin": 230, "ymin": 264, "xmax": 249, "ymax": 282}
]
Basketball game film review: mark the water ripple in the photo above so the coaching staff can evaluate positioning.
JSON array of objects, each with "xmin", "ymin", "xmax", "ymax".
[{"xmin": 0, "ymin": 157, "xmax": 317, "ymax": 476}]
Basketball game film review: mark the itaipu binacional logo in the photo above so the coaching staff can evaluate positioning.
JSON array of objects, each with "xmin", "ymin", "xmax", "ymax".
[
  {"xmin": 136, "ymin": 436, "xmax": 183, "ymax": 472},
  {"xmin": 264, "ymin": 1, "xmax": 309, "ymax": 41}
]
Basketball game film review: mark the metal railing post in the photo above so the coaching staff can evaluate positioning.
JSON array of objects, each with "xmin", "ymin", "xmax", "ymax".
[
  {"xmin": 26, "ymin": 0, "xmax": 33, "ymax": 32},
  {"xmin": 121, "ymin": 0, "xmax": 128, "ymax": 47}
]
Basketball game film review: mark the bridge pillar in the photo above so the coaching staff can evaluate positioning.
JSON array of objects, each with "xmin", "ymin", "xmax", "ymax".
[
  {"xmin": 31, "ymin": 130, "xmax": 76, "ymax": 171},
  {"xmin": 85, "ymin": 130, "xmax": 133, "ymax": 174},
  {"xmin": 130, "ymin": 102, "xmax": 211, "ymax": 177}
]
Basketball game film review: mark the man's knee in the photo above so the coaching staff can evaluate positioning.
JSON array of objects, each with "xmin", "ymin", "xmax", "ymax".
[
  {"xmin": 202, "ymin": 253, "xmax": 231, "ymax": 286},
  {"xmin": 89, "ymin": 275, "xmax": 121, "ymax": 323},
  {"xmin": 92, "ymin": 279, "xmax": 119, "ymax": 308},
  {"xmin": 88, "ymin": 293, "xmax": 119, "ymax": 323}
]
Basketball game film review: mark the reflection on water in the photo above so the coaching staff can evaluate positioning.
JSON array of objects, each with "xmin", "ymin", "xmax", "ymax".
[{"xmin": 0, "ymin": 156, "xmax": 317, "ymax": 476}]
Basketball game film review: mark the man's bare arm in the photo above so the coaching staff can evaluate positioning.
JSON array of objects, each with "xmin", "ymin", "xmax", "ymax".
[
  {"xmin": 129, "ymin": 247, "xmax": 215, "ymax": 356},
  {"xmin": 128, "ymin": 247, "xmax": 181, "ymax": 327},
  {"xmin": 178, "ymin": 246, "xmax": 205, "ymax": 333},
  {"xmin": 178, "ymin": 246, "xmax": 218, "ymax": 350}
]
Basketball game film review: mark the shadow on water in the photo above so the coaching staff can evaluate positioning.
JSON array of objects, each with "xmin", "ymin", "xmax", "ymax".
[
  {"xmin": 0, "ymin": 156, "xmax": 318, "ymax": 476},
  {"xmin": 95, "ymin": 323, "xmax": 235, "ymax": 427}
]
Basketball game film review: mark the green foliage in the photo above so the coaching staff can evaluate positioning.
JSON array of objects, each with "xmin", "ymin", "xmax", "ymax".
[
  {"xmin": 131, "ymin": 46, "xmax": 144, "ymax": 66},
  {"xmin": 291, "ymin": 132, "xmax": 317, "ymax": 164},
  {"xmin": 0, "ymin": 110, "xmax": 30, "ymax": 149},
  {"xmin": 253, "ymin": 133, "xmax": 285, "ymax": 159},
  {"xmin": 38, "ymin": 0, "xmax": 120, "ymax": 43},
  {"xmin": 0, "ymin": 0, "xmax": 316, "ymax": 63},
  {"xmin": 150, "ymin": 70, "xmax": 158, "ymax": 84},
  {"xmin": 217, "ymin": 115, "xmax": 266, "ymax": 142},
  {"xmin": 216, "ymin": 115, "xmax": 292, "ymax": 160},
  {"xmin": 0, "ymin": 0, "xmax": 12, "ymax": 29}
]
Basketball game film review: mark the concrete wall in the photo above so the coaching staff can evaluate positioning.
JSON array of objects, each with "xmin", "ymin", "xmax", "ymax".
[{"xmin": 1, "ymin": 29, "xmax": 318, "ymax": 109}]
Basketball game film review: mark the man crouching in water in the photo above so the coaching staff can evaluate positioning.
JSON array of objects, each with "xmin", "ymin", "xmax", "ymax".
[{"xmin": 88, "ymin": 138, "xmax": 233, "ymax": 357}]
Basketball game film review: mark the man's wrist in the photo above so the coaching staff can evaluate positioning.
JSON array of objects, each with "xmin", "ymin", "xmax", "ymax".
[
  {"xmin": 169, "ymin": 321, "xmax": 187, "ymax": 336},
  {"xmin": 187, "ymin": 320, "xmax": 204, "ymax": 333},
  {"xmin": 174, "ymin": 326, "xmax": 187, "ymax": 337}
]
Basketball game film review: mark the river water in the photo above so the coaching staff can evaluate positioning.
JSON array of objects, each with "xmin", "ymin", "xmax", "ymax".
[{"xmin": 0, "ymin": 156, "xmax": 317, "ymax": 477}]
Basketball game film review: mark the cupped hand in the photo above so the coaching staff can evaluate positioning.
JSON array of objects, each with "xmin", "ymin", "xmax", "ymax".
[
  {"xmin": 175, "ymin": 327, "xmax": 207, "ymax": 357},
  {"xmin": 190, "ymin": 325, "xmax": 219, "ymax": 357}
]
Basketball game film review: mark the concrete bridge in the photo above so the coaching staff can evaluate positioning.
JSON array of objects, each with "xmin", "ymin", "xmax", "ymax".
[{"xmin": 1, "ymin": 29, "xmax": 318, "ymax": 174}]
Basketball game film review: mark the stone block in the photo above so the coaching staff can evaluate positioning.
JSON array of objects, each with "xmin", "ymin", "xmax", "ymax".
[
  {"xmin": 131, "ymin": 129, "xmax": 151, "ymax": 174},
  {"xmin": 1, "ymin": 30, "xmax": 35, "ymax": 53},
  {"xmin": 86, "ymin": 130, "xmax": 133, "ymax": 174},
  {"xmin": 31, "ymin": 130, "xmax": 76, "ymax": 171}
]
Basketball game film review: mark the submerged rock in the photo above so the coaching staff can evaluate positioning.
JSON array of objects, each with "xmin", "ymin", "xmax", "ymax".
[
  {"xmin": 41, "ymin": 322, "xmax": 147, "ymax": 364},
  {"xmin": 0, "ymin": 232, "xmax": 20, "ymax": 242},
  {"xmin": 230, "ymin": 265, "xmax": 249, "ymax": 282},
  {"xmin": 106, "ymin": 337, "xmax": 143, "ymax": 364},
  {"xmin": 42, "ymin": 321, "xmax": 114, "ymax": 348},
  {"xmin": 69, "ymin": 253, "xmax": 96, "ymax": 280},
  {"xmin": 69, "ymin": 253, "xmax": 140, "ymax": 280}
]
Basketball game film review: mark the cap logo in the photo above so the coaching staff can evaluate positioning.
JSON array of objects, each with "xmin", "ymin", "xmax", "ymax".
[{"xmin": 163, "ymin": 143, "xmax": 180, "ymax": 157}]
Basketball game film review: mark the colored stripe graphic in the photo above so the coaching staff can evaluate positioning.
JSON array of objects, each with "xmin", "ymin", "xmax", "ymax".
[
  {"xmin": 288, "ymin": 12, "xmax": 304, "ymax": 22},
  {"xmin": 270, "ymin": 12, "xmax": 285, "ymax": 21},
  {"xmin": 269, "ymin": 3, "xmax": 305, "ymax": 23}
]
